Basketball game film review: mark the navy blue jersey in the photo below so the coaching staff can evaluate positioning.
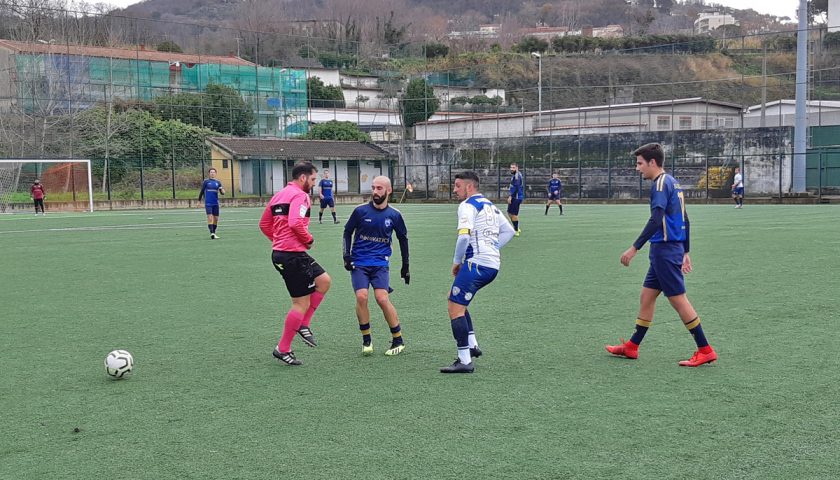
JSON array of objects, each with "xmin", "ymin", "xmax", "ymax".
[
  {"xmin": 509, "ymin": 172, "xmax": 524, "ymax": 200},
  {"xmin": 649, "ymin": 173, "xmax": 687, "ymax": 244},
  {"xmin": 319, "ymin": 179, "xmax": 334, "ymax": 199},
  {"xmin": 548, "ymin": 178, "xmax": 562, "ymax": 194},
  {"xmin": 199, "ymin": 179, "xmax": 223, "ymax": 206},
  {"xmin": 343, "ymin": 202, "xmax": 408, "ymax": 267}
]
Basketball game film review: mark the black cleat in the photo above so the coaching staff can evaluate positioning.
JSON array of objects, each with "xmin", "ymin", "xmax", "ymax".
[
  {"xmin": 333, "ymin": 220, "xmax": 340, "ymax": 224},
  {"xmin": 440, "ymin": 359, "xmax": 474, "ymax": 373},
  {"xmin": 297, "ymin": 326, "xmax": 317, "ymax": 347},
  {"xmin": 273, "ymin": 348, "xmax": 302, "ymax": 366},
  {"xmin": 470, "ymin": 346, "xmax": 482, "ymax": 358}
]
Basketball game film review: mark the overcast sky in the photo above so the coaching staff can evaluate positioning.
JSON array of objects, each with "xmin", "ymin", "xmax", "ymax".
[{"xmin": 104, "ymin": 0, "xmax": 800, "ymax": 20}]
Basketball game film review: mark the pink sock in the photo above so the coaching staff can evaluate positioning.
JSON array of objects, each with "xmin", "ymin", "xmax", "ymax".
[
  {"xmin": 278, "ymin": 309, "xmax": 305, "ymax": 352},
  {"xmin": 301, "ymin": 291, "xmax": 325, "ymax": 327}
]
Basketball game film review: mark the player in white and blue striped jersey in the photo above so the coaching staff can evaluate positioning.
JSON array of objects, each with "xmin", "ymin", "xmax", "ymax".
[{"xmin": 441, "ymin": 171, "xmax": 516, "ymax": 373}]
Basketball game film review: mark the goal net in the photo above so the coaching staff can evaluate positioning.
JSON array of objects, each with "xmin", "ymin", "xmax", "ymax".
[{"xmin": 0, "ymin": 159, "xmax": 93, "ymax": 213}]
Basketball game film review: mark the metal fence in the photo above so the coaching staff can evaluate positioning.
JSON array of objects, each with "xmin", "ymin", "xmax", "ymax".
[{"xmin": 393, "ymin": 152, "xmax": 840, "ymax": 202}]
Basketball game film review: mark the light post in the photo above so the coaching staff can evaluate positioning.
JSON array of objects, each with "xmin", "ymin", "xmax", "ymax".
[{"xmin": 531, "ymin": 52, "xmax": 542, "ymax": 124}]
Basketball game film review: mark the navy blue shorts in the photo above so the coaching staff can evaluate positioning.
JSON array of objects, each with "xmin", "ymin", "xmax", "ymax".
[
  {"xmin": 643, "ymin": 243, "xmax": 686, "ymax": 297},
  {"xmin": 320, "ymin": 198, "xmax": 335, "ymax": 209},
  {"xmin": 351, "ymin": 265, "xmax": 390, "ymax": 291},
  {"xmin": 449, "ymin": 262, "xmax": 498, "ymax": 306},
  {"xmin": 732, "ymin": 187, "xmax": 744, "ymax": 197},
  {"xmin": 205, "ymin": 205, "xmax": 220, "ymax": 216},
  {"xmin": 548, "ymin": 191, "xmax": 562, "ymax": 200},
  {"xmin": 507, "ymin": 199, "xmax": 522, "ymax": 215}
]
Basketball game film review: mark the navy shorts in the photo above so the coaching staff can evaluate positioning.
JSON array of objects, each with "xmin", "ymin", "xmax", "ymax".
[
  {"xmin": 548, "ymin": 191, "xmax": 562, "ymax": 200},
  {"xmin": 732, "ymin": 187, "xmax": 744, "ymax": 197},
  {"xmin": 205, "ymin": 205, "xmax": 220, "ymax": 216},
  {"xmin": 320, "ymin": 198, "xmax": 335, "ymax": 209},
  {"xmin": 507, "ymin": 199, "xmax": 522, "ymax": 215},
  {"xmin": 351, "ymin": 265, "xmax": 390, "ymax": 291},
  {"xmin": 449, "ymin": 261, "xmax": 498, "ymax": 306},
  {"xmin": 643, "ymin": 243, "xmax": 686, "ymax": 297}
]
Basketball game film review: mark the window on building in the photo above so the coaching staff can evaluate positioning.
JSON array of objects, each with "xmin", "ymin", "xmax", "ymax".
[
  {"xmin": 679, "ymin": 116, "xmax": 692, "ymax": 130},
  {"xmin": 657, "ymin": 116, "xmax": 671, "ymax": 130},
  {"xmin": 717, "ymin": 117, "xmax": 735, "ymax": 128},
  {"xmin": 700, "ymin": 117, "xmax": 713, "ymax": 129},
  {"xmin": 222, "ymin": 159, "xmax": 229, "ymax": 169},
  {"xmin": 322, "ymin": 161, "xmax": 330, "ymax": 168}
]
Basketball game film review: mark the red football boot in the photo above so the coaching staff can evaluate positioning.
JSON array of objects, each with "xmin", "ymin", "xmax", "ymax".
[
  {"xmin": 678, "ymin": 347, "xmax": 717, "ymax": 367},
  {"xmin": 605, "ymin": 338, "xmax": 639, "ymax": 359}
]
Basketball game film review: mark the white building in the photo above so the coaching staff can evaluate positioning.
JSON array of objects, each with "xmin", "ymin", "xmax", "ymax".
[
  {"xmin": 415, "ymin": 98, "xmax": 744, "ymax": 140},
  {"xmin": 744, "ymin": 100, "xmax": 840, "ymax": 127},
  {"xmin": 695, "ymin": 12, "xmax": 739, "ymax": 34},
  {"xmin": 829, "ymin": 0, "xmax": 840, "ymax": 32}
]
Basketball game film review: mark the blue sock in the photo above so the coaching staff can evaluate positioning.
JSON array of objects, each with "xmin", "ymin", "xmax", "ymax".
[
  {"xmin": 208, "ymin": 224, "xmax": 213, "ymax": 233},
  {"xmin": 513, "ymin": 220, "xmax": 519, "ymax": 230},
  {"xmin": 629, "ymin": 318, "xmax": 651, "ymax": 345}
]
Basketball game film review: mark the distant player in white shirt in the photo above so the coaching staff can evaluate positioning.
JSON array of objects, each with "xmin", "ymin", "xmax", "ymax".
[
  {"xmin": 731, "ymin": 167, "xmax": 744, "ymax": 209},
  {"xmin": 440, "ymin": 171, "xmax": 516, "ymax": 374}
]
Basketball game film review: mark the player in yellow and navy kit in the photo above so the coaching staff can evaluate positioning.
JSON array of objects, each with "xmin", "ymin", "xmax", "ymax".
[
  {"xmin": 545, "ymin": 173, "xmax": 563, "ymax": 215},
  {"xmin": 606, "ymin": 143, "xmax": 717, "ymax": 367},
  {"xmin": 318, "ymin": 169, "xmax": 339, "ymax": 224},
  {"xmin": 343, "ymin": 176, "xmax": 410, "ymax": 356},
  {"xmin": 198, "ymin": 167, "xmax": 225, "ymax": 239},
  {"xmin": 441, "ymin": 171, "xmax": 516, "ymax": 373}
]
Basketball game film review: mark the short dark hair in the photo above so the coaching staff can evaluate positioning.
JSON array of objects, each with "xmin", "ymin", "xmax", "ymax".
[
  {"xmin": 292, "ymin": 162, "xmax": 318, "ymax": 180},
  {"xmin": 208, "ymin": 167, "xmax": 217, "ymax": 173},
  {"xmin": 633, "ymin": 143, "xmax": 665, "ymax": 167},
  {"xmin": 510, "ymin": 162, "xmax": 518, "ymax": 167},
  {"xmin": 455, "ymin": 171, "xmax": 480, "ymax": 186}
]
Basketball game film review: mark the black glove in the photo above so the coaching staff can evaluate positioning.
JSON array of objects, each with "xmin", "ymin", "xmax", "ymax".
[
  {"xmin": 344, "ymin": 256, "xmax": 354, "ymax": 271},
  {"xmin": 400, "ymin": 263, "xmax": 410, "ymax": 285}
]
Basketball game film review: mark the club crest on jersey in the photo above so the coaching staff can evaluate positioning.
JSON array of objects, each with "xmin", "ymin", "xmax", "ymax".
[
  {"xmin": 464, "ymin": 292, "xmax": 473, "ymax": 301},
  {"xmin": 452, "ymin": 286, "xmax": 460, "ymax": 296},
  {"xmin": 385, "ymin": 219, "xmax": 392, "ymax": 227},
  {"xmin": 299, "ymin": 205, "xmax": 307, "ymax": 217}
]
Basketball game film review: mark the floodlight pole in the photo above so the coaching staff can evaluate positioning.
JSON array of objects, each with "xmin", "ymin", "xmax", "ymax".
[
  {"xmin": 532, "ymin": 52, "xmax": 542, "ymax": 124},
  {"xmin": 793, "ymin": 0, "xmax": 809, "ymax": 193}
]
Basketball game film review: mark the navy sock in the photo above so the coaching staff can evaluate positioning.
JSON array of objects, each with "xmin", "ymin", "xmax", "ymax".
[
  {"xmin": 211, "ymin": 224, "xmax": 217, "ymax": 234},
  {"xmin": 513, "ymin": 220, "xmax": 519, "ymax": 230},
  {"xmin": 359, "ymin": 323, "xmax": 371, "ymax": 345},
  {"xmin": 390, "ymin": 324, "xmax": 403, "ymax": 345},
  {"xmin": 685, "ymin": 317, "xmax": 709, "ymax": 348},
  {"xmin": 450, "ymin": 316, "xmax": 469, "ymax": 349},
  {"xmin": 319, "ymin": 212, "xmax": 323, "ymax": 221},
  {"xmin": 629, "ymin": 318, "xmax": 651, "ymax": 345},
  {"xmin": 332, "ymin": 212, "xmax": 337, "ymax": 221},
  {"xmin": 208, "ymin": 224, "xmax": 213, "ymax": 233}
]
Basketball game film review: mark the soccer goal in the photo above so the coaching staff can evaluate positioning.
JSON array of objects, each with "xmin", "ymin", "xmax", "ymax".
[{"xmin": 0, "ymin": 159, "xmax": 94, "ymax": 213}]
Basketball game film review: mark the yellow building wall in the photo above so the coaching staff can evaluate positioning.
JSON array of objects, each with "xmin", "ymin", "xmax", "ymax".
[{"xmin": 209, "ymin": 145, "xmax": 241, "ymax": 194}]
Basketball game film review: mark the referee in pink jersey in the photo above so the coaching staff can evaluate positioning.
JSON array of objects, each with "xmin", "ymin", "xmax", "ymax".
[{"xmin": 259, "ymin": 162, "xmax": 332, "ymax": 366}]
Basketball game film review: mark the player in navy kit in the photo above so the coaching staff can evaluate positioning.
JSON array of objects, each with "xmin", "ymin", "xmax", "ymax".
[
  {"xmin": 198, "ymin": 167, "xmax": 225, "ymax": 239},
  {"xmin": 507, "ymin": 163, "xmax": 524, "ymax": 236},
  {"xmin": 606, "ymin": 143, "xmax": 717, "ymax": 367},
  {"xmin": 318, "ymin": 169, "xmax": 339, "ymax": 224},
  {"xmin": 545, "ymin": 173, "xmax": 563, "ymax": 215},
  {"xmin": 343, "ymin": 176, "xmax": 410, "ymax": 356}
]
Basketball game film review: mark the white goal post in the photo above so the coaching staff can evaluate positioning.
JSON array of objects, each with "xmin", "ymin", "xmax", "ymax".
[{"xmin": 0, "ymin": 159, "xmax": 94, "ymax": 213}]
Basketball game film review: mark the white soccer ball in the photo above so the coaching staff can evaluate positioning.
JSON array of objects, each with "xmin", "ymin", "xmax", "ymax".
[{"xmin": 104, "ymin": 349, "xmax": 134, "ymax": 379}]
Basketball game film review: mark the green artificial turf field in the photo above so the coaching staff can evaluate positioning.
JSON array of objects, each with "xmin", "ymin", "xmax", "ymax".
[{"xmin": 2, "ymin": 203, "xmax": 838, "ymax": 479}]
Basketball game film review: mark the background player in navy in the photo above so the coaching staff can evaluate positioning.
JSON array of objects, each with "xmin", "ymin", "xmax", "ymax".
[
  {"xmin": 318, "ymin": 169, "xmax": 339, "ymax": 224},
  {"xmin": 507, "ymin": 163, "xmax": 524, "ymax": 236},
  {"xmin": 344, "ymin": 176, "xmax": 410, "ymax": 356},
  {"xmin": 198, "ymin": 167, "xmax": 225, "ymax": 239},
  {"xmin": 545, "ymin": 173, "xmax": 563, "ymax": 215},
  {"xmin": 606, "ymin": 143, "xmax": 717, "ymax": 367}
]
